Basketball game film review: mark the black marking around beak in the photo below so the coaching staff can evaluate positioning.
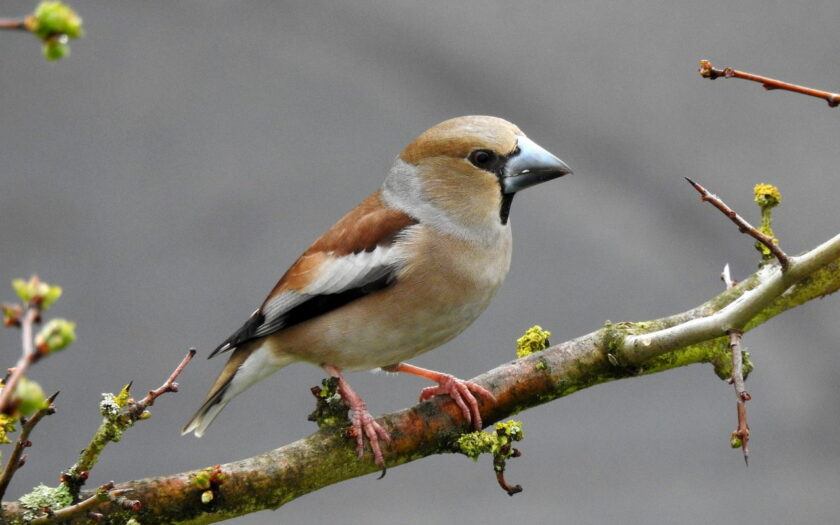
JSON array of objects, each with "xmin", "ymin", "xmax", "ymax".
[{"xmin": 497, "ymin": 136, "xmax": 571, "ymax": 224}]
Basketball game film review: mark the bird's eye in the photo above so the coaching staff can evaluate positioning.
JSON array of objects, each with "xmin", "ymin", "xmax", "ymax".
[{"xmin": 468, "ymin": 149, "xmax": 497, "ymax": 169}]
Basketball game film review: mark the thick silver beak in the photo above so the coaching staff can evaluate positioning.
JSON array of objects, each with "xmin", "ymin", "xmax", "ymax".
[{"xmin": 501, "ymin": 135, "xmax": 572, "ymax": 194}]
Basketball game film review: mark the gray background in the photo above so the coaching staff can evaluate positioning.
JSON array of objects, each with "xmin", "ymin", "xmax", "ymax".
[{"xmin": 2, "ymin": 1, "xmax": 839, "ymax": 523}]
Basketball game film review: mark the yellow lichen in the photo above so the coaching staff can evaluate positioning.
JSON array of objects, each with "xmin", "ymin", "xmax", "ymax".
[
  {"xmin": 753, "ymin": 183, "xmax": 781, "ymax": 208},
  {"xmin": 516, "ymin": 326, "xmax": 551, "ymax": 358},
  {"xmin": 753, "ymin": 183, "xmax": 782, "ymax": 262},
  {"xmin": 0, "ymin": 413, "xmax": 15, "ymax": 444},
  {"xmin": 456, "ymin": 420, "xmax": 524, "ymax": 461}
]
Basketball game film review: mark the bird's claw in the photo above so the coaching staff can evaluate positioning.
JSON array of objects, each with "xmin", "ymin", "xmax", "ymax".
[
  {"xmin": 348, "ymin": 407, "xmax": 391, "ymax": 470},
  {"xmin": 419, "ymin": 374, "xmax": 496, "ymax": 430}
]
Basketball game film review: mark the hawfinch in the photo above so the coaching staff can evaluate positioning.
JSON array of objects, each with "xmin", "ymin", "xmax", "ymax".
[{"xmin": 183, "ymin": 116, "xmax": 571, "ymax": 468}]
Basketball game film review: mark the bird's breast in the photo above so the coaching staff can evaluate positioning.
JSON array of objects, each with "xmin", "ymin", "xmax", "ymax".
[{"xmin": 272, "ymin": 224, "xmax": 512, "ymax": 370}]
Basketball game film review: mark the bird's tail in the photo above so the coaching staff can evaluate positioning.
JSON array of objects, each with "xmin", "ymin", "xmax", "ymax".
[
  {"xmin": 181, "ymin": 344, "xmax": 294, "ymax": 437},
  {"xmin": 181, "ymin": 381, "xmax": 232, "ymax": 437}
]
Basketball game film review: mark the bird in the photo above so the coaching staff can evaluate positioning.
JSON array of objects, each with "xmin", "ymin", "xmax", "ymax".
[{"xmin": 182, "ymin": 115, "xmax": 571, "ymax": 468}]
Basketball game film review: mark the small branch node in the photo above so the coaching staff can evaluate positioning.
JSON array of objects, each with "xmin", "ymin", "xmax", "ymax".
[
  {"xmin": 728, "ymin": 329, "xmax": 750, "ymax": 464},
  {"xmin": 698, "ymin": 59, "xmax": 840, "ymax": 109},
  {"xmin": 130, "ymin": 348, "xmax": 195, "ymax": 417},
  {"xmin": 0, "ymin": 392, "xmax": 59, "ymax": 500},
  {"xmin": 685, "ymin": 178, "xmax": 789, "ymax": 269}
]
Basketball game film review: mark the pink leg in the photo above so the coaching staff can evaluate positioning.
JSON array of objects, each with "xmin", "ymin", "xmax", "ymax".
[
  {"xmin": 389, "ymin": 363, "xmax": 496, "ymax": 430},
  {"xmin": 322, "ymin": 365, "xmax": 390, "ymax": 469}
]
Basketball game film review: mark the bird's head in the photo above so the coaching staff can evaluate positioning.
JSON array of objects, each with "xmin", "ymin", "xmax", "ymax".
[{"xmin": 382, "ymin": 116, "xmax": 571, "ymax": 240}]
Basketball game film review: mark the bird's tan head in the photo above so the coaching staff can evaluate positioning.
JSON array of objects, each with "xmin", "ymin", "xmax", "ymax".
[
  {"xmin": 383, "ymin": 116, "xmax": 571, "ymax": 239},
  {"xmin": 400, "ymin": 116, "xmax": 523, "ymax": 166}
]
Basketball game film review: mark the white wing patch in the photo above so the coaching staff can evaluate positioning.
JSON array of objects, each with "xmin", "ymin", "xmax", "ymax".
[
  {"xmin": 301, "ymin": 245, "xmax": 399, "ymax": 295},
  {"xmin": 253, "ymin": 244, "xmax": 402, "ymax": 338}
]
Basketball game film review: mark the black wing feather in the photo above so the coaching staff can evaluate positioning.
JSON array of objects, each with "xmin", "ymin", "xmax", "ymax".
[{"xmin": 207, "ymin": 270, "xmax": 396, "ymax": 359}]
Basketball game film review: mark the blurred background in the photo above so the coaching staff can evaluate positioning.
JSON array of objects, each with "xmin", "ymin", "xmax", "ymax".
[{"xmin": 2, "ymin": 1, "xmax": 839, "ymax": 523}]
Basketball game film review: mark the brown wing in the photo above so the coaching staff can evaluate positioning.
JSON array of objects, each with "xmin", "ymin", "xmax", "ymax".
[{"xmin": 208, "ymin": 191, "xmax": 416, "ymax": 358}]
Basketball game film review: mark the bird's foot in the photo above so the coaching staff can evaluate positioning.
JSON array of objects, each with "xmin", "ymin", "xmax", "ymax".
[
  {"xmin": 346, "ymin": 402, "xmax": 391, "ymax": 470},
  {"xmin": 322, "ymin": 364, "xmax": 391, "ymax": 471},
  {"xmin": 419, "ymin": 374, "xmax": 496, "ymax": 430}
]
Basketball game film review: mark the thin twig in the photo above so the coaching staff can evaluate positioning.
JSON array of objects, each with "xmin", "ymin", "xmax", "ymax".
[
  {"xmin": 729, "ymin": 330, "xmax": 750, "ymax": 465},
  {"xmin": 685, "ymin": 178, "xmax": 789, "ymax": 270},
  {"xmin": 128, "ymin": 348, "xmax": 196, "ymax": 418},
  {"xmin": 494, "ymin": 448, "xmax": 522, "ymax": 496},
  {"xmin": 722, "ymin": 267, "xmax": 750, "ymax": 465},
  {"xmin": 0, "ymin": 307, "xmax": 39, "ymax": 414},
  {"xmin": 0, "ymin": 18, "xmax": 28, "ymax": 31},
  {"xmin": 64, "ymin": 349, "xmax": 197, "ymax": 500},
  {"xmin": 699, "ymin": 59, "xmax": 840, "ymax": 108},
  {"xmin": 0, "ymin": 392, "xmax": 59, "ymax": 500},
  {"xmin": 29, "ymin": 482, "xmax": 118, "ymax": 525},
  {"xmin": 1, "ymin": 233, "xmax": 838, "ymax": 523}
]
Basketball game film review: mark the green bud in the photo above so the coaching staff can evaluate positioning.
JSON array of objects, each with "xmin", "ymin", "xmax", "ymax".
[
  {"xmin": 730, "ymin": 435, "xmax": 742, "ymax": 449},
  {"xmin": 43, "ymin": 40, "xmax": 69, "ymax": 61},
  {"xmin": 138, "ymin": 410, "xmax": 152, "ymax": 420},
  {"xmin": 33, "ymin": 1, "xmax": 84, "ymax": 40},
  {"xmin": 192, "ymin": 472, "xmax": 211, "ymax": 490},
  {"xmin": 15, "ymin": 377, "xmax": 48, "ymax": 417},
  {"xmin": 11, "ymin": 276, "xmax": 62, "ymax": 309},
  {"xmin": 12, "ymin": 279, "xmax": 33, "ymax": 303},
  {"xmin": 2, "ymin": 304, "xmax": 22, "ymax": 327},
  {"xmin": 40, "ymin": 285, "xmax": 62, "ymax": 310},
  {"xmin": 35, "ymin": 318, "xmax": 76, "ymax": 353},
  {"xmin": 201, "ymin": 490, "xmax": 214, "ymax": 504}
]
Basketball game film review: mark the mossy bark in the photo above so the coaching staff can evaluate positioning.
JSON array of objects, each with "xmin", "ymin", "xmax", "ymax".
[{"xmin": 2, "ymin": 236, "xmax": 838, "ymax": 524}]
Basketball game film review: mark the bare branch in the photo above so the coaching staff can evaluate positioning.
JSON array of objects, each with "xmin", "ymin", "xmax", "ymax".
[
  {"xmin": 28, "ymin": 482, "xmax": 125, "ymax": 525},
  {"xmin": 128, "ymin": 348, "xmax": 196, "ymax": 418},
  {"xmin": 720, "ymin": 265, "xmax": 751, "ymax": 464},
  {"xmin": 62, "ymin": 349, "xmax": 196, "ymax": 500},
  {"xmin": 0, "ymin": 17, "xmax": 28, "ymax": 31},
  {"xmin": 0, "ymin": 392, "xmax": 59, "ymax": 500},
  {"xmin": 0, "ymin": 307, "xmax": 40, "ymax": 414},
  {"xmin": 685, "ymin": 178, "xmax": 789, "ymax": 269},
  {"xmin": 728, "ymin": 330, "xmax": 750, "ymax": 464},
  {"xmin": 0, "ymin": 229, "xmax": 836, "ymax": 524},
  {"xmin": 699, "ymin": 60, "xmax": 840, "ymax": 108}
]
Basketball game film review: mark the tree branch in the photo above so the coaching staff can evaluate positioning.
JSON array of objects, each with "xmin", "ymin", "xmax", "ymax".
[
  {"xmin": 698, "ymin": 59, "xmax": 840, "ymax": 108},
  {"xmin": 1, "ymin": 229, "xmax": 837, "ymax": 524},
  {"xmin": 685, "ymin": 178, "xmax": 788, "ymax": 269},
  {"xmin": 619, "ymin": 233, "xmax": 840, "ymax": 363},
  {"xmin": 62, "ymin": 350, "xmax": 195, "ymax": 500},
  {"xmin": 0, "ymin": 392, "xmax": 58, "ymax": 500},
  {"xmin": 0, "ymin": 17, "xmax": 29, "ymax": 31},
  {"xmin": 0, "ymin": 307, "xmax": 40, "ymax": 415}
]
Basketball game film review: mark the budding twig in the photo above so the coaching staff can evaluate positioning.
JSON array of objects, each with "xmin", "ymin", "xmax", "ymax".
[
  {"xmin": 728, "ymin": 329, "xmax": 750, "ymax": 465},
  {"xmin": 0, "ymin": 17, "xmax": 28, "ymax": 31},
  {"xmin": 128, "ymin": 348, "xmax": 196, "ymax": 418},
  {"xmin": 699, "ymin": 59, "xmax": 840, "ymax": 108},
  {"xmin": 721, "ymin": 267, "xmax": 751, "ymax": 464},
  {"xmin": 685, "ymin": 178, "xmax": 789, "ymax": 269},
  {"xmin": 0, "ymin": 307, "xmax": 40, "ymax": 415},
  {"xmin": 0, "ymin": 392, "xmax": 59, "ymax": 500},
  {"xmin": 494, "ymin": 447, "xmax": 522, "ymax": 496},
  {"xmin": 63, "ymin": 349, "xmax": 196, "ymax": 500},
  {"xmin": 27, "ymin": 482, "xmax": 136, "ymax": 525}
]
